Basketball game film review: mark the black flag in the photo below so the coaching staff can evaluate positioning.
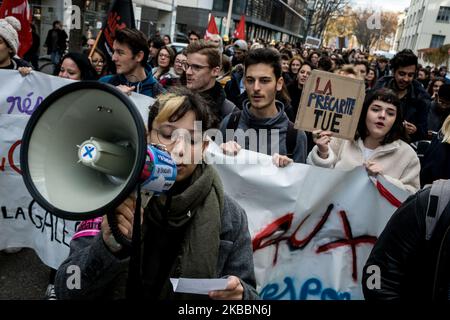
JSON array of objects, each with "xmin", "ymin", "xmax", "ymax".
[{"xmin": 93, "ymin": 0, "xmax": 136, "ymax": 73}]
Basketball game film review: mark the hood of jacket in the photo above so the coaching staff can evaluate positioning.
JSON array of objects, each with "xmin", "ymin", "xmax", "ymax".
[{"xmin": 241, "ymin": 99, "xmax": 289, "ymax": 130}]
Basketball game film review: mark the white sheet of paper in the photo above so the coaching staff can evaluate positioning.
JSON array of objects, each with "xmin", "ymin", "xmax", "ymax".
[{"xmin": 170, "ymin": 278, "xmax": 228, "ymax": 295}]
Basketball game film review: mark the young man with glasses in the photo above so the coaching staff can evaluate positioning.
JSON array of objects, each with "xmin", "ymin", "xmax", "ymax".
[
  {"xmin": 99, "ymin": 28, "xmax": 164, "ymax": 98},
  {"xmin": 184, "ymin": 40, "xmax": 236, "ymax": 128}
]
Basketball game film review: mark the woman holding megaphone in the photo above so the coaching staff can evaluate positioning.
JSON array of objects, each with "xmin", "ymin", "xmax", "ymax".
[
  {"xmin": 54, "ymin": 88, "xmax": 259, "ymax": 300},
  {"xmin": 307, "ymin": 88, "xmax": 421, "ymax": 193}
]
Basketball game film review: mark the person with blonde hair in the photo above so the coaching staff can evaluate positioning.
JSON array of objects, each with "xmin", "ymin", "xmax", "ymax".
[{"xmin": 55, "ymin": 87, "xmax": 258, "ymax": 300}]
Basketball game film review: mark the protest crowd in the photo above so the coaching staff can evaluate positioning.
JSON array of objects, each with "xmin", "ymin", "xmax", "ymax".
[{"xmin": 1, "ymin": 0, "xmax": 450, "ymax": 303}]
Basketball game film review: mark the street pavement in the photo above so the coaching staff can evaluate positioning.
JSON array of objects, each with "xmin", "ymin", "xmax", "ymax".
[{"xmin": 0, "ymin": 248, "xmax": 51, "ymax": 300}]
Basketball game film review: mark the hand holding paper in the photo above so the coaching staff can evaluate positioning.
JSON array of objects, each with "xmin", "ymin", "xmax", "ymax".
[
  {"xmin": 170, "ymin": 276, "xmax": 244, "ymax": 300},
  {"xmin": 170, "ymin": 278, "xmax": 228, "ymax": 295},
  {"xmin": 208, "ymin": 276, "xmax": 244, "ymax": 300}
]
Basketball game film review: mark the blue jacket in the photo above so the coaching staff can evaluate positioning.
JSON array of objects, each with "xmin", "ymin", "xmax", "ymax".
[{"xmin": 99, "ymin": 65, "xmax": 165, "ymax": 98}]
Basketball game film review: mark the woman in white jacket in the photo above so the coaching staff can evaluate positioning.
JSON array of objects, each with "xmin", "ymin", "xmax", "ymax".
[{"xmin": 307, "ymin": 88, "xmax": 420, "ymax": 193}]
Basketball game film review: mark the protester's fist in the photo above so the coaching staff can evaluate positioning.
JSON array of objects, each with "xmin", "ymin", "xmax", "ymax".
[
  {"xmin": 272, "ymin": 153, "xmax": 293, "ymax": 168},
  {"xmin": 313, "ymin": 130, "xmax": 333, "ymax": 158},
  {"xmin": 208, "ymin": 276, "xmax": 244, "ymax": 300},
  {"xmin": 116, "ymin": 85, "xmax": 135, "ymax": 96},
  {"xmin": 102, "ymin": 196, "xmax": 143, "ymax": 252},
  {"xmin": 365, "ymin": 161, "xmax": 383, "ymax": 176},
  {"xmin": 18, "ymin": 67, "xmax": 32, "ymax": 76},
  {"xmin": 403, "ymin": 121, "xmax": 417, "ymax": 135},
  {"xmin": 220, "ymin": 141, "xmax": 241, "ymax": 156}
]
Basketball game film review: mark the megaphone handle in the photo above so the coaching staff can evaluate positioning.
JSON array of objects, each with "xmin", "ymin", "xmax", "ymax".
[
  {"xmin": 141, "ymin": 190, "xmax": 154, "ymax": 208},
  {"xmin": 106, "ymin": 211, "xmax": 133, "ymax": 249},
  {"xmin": 126, "ymin": 184, "xmax": 144, "ymax": 298},
  {"xmin": 106, "ymin": 189, "xmax": 151, "ymax": 249}
]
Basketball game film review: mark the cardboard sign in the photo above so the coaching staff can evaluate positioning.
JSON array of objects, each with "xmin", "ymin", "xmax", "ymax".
[{"xmin": 294, "ymin": 70, "xmax": 366, "ymax": 140}]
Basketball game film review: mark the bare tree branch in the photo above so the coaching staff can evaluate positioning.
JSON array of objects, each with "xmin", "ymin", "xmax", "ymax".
[{"xmin": 308, "ymin": 0, "xmax": 351, "ymax": 38}]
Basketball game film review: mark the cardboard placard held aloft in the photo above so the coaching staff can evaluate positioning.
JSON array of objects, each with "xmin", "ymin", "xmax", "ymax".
[{"xmin": 294, "ymin": 70, "xmax": 366, "ymax": 140}]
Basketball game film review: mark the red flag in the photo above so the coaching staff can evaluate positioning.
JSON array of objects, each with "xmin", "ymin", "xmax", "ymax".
[
  {"xmin": 233, "ymin": 15, "xmax": 246, "ymax": 40},
  {"xmin": 0, "ymin": 0, "xmax": 32, "ymax": 57},
  {"xmin": 204, "ymin": 14, "xmax": 219, "ymax": 40}
]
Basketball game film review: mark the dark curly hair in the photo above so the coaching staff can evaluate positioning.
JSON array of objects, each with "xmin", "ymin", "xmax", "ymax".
[
  {"xmin": 245, "ymin": 48, "xmax": 282, "ymax": 79},
  {"xmin": 391, "ymin": 49, "xmax": 418, "ymax": 72},
  {"xmin": 356, "ymin": 88, "xmax": 408, "ymax": 144}
]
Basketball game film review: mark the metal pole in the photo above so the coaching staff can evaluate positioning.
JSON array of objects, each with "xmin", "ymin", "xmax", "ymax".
[
  {"xmin": 224, "ymin": 0, "xmax": 234, "ymax": 37},
  {"xmin": 170, "ymin": 0, "xmax": 177, "ymax": 42}
]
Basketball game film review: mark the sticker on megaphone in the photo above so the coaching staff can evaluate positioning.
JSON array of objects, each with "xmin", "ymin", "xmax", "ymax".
[{"xmin": 140, "ymin": 144, "xmax": 177, "ymax": 194}]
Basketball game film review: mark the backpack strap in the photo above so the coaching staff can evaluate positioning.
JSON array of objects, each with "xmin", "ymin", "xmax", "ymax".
[
  {"xmin": 425, "ymin": 180, "xmax": 450, "ymax": 240},
  {"xmin": 286, "ymin": 121, "xmax": 297, "ymax": 157},
  {"xmin": 226, "ymin": 110, "xmax": 242, "ymax": 131}
]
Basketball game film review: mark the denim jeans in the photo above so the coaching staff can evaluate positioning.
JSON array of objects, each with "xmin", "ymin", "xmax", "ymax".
[{"xmin": 51, "ymin": 51, "xmax": 61, "ymax": 65}]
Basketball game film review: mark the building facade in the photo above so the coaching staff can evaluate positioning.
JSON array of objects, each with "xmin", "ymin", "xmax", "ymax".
[
  {"xmin": 211, "ymin": 0, "xmax": 307, "ymax": 44},
  {"xmin": 0, "ymin": 0, "xmax": 309, "ymax": 56},
  {"xmin": 398, "ymin": 0, "xmax": 450, "ymax": 54},
  {"xmin": 393, "ymin": 9, "xmax": 407, "ymax": 52}
]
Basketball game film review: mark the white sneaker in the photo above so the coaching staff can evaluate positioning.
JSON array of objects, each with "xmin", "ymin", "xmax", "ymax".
[
  {"xmin": 45, "ymin": 284, "xmax": 57, "ymax": 300},
  {"xmin": 3, "ymin": 247, "xmax": 22, "ymax": 254}
]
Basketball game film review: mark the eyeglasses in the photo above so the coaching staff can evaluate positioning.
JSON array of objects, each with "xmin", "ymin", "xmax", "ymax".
[
  {"xmin": 152, "ymin": 127, "xmax": 203, "ymax": 146},
  {"xmin": 92, "ymin": 60, "xmax": 104, "ymax": 65},
  {"xmin": 175, "ymin": 59, "xmax": 186, "ymax": 65},
  {"xmin": 159, "ymin": 53, "xmax": 170, "ymax": 59},
  {"xmin": 182, "ymin": 62, "xmax": 210, "ymax": 73}
]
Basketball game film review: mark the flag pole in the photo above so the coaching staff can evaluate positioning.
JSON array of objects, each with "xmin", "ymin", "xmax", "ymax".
[
  {"xmin": 224, "ymin": 0, "xmax": 233, "ymax": 38},
  {"xmin": 88, "ymin": 29, "xmax": 103, "ymax": 59}
]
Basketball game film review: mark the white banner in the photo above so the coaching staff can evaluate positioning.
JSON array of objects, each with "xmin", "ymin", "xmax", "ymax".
[
  {"xmin": 206, "ymin": 143, "xmax": 410, "ymax": 300},
  {"xmin": 0, "ymin": 70, "xmax": 153, "ymax": 269},
  {"xmin": 1, "ymin": 70, "xmax": 410, "ymax": 299}
]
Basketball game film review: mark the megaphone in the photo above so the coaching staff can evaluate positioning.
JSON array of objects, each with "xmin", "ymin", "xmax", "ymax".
[{"xmin": 20, "ymin": 81, "xmax": 176, "ymax": 226}]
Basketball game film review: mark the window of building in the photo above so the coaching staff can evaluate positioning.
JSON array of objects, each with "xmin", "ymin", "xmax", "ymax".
[
  {"xmin": 430, "ymin": 35, "xmax": 446, "ymax": 48},
  {"xmin": 436, "ymin": 6, "xmax": 450, "ymax": 23}
]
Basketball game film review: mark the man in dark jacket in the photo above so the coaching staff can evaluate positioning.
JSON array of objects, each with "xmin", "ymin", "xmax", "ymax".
[
  {"xmin": 225, "ymin": 64, "xmax": 245, "ymax": 107},
  {"xmin": 185, "ymin": 40, "xmax": 236, "ymax": 128},
  {"xmin": 99, "ymin": 28, "xmax": 164, "ymax": 98},
  {"xmin": 372, "ymin": 49, "xmax": 431, "ymax": 141},
  {"xmin": 44, "ymin": 20, "xmax": 68, "ymax": 66},
  {"xmin": 427, "ymin": 84, "xmax": 450, "ymax": 134},
  {"xmin": 362, "ymin": 180, "xmax": 450, "ymax": 300},
  {"xmin": 219, "ymin": 48, "xmax": 307, "ymax": 166}
]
